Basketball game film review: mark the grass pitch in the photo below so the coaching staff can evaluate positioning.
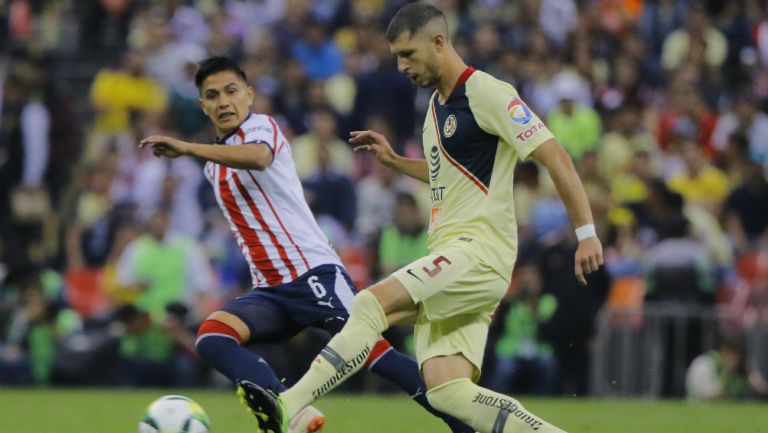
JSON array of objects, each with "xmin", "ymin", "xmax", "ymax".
[{"xmin": 0, "ymin": 388, "xmax": 765, "ymax": 433}]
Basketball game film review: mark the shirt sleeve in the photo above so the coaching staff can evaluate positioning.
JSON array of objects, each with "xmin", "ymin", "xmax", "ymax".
[
  {"xmin": 467, "ymin": 72, "xmax": 555, "ymax": 160},
  {"xmin": 240, "ymin": 115, "xmax": 280, "ymax": 152}
]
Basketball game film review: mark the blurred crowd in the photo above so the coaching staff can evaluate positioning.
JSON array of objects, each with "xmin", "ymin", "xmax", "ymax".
[{"xmin": 1, "ymin": 0, "xmax": 768, "ymax": 399}]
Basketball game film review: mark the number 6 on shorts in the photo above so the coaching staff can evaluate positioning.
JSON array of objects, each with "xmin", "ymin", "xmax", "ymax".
[{"xmin": 307, "ymin": 275, "xmax": 327, "ymax": 298}]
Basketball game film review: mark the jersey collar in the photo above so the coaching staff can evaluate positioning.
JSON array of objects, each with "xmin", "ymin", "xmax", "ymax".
[
  {"xmin": 214, "ymin": 112, "xmax": 255, "ymax": 144},
  {"xmin": 437, "ymin": 66, "xmax": 476, "ymax": 105}
]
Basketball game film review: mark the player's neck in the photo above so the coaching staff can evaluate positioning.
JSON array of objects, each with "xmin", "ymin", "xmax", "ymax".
[
  {"xmin": 215, "ymin": 126, "xmax": 238, "ymax": 141},
  {"xmin": 436, "ymin": 54, "xmax": 469, "ymax": 104}
]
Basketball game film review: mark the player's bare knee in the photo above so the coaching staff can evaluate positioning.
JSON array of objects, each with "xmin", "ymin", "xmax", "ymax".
[
  {"xmin": 422, "ymin": 355, "xmax": 475, "ymax": 390},
  {"xmin": 423, "ymin": 368, "xmax": 457, "ymax": 391}
]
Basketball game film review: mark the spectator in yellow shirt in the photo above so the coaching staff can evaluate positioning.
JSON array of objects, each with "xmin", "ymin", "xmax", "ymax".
[
  {"xmin": 291, "ymin": 108, "xmax": 354, "ymax": 180},
  {"xmin": 87, "ymin": 50, "xmax": 167, "ymax": 161},
  {"xmin": 661, "ymin": 5, "xmax": 727, "ymax": 72},
  {"xmin": 598, "ymin": 105, "xmax": 657, "ymax": 181},
  {"xmin": 667, "ymin": 139, "xmax": 729, "ymax": 213}
]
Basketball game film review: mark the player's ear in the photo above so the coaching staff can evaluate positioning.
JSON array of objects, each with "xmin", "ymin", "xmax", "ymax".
[
  {"xmin": 433, "ymin": 33, "xmax": 446, "ymax": 51},
  {"xmin": 198, "ymin": 97, "xmax": 209, "ymax": 116},
  {"xmin": 246, "ymin": 86, "xmax": 255, "ymax": 105}
]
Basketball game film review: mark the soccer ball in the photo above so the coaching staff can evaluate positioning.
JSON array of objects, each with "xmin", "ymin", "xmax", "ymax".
[{"xmin": 139, "ymin": 395, "xmax": 211, "ymax": 433}]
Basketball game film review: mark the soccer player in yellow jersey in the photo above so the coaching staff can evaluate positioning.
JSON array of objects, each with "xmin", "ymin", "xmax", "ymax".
[{"xmin": 240, "ymin": 4, "xmax": 604, "ymax": 433}]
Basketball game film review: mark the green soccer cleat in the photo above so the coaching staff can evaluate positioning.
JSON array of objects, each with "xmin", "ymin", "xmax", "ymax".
[{"xmin": 237, "ymin": 380, "xmax": 288, "ymax": 433}]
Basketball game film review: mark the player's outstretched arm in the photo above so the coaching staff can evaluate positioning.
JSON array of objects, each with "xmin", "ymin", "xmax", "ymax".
[
  {"xmin": 350, "ymin": 130, "xmax": 429, "ymax": 183},
  {"xmin": 139, "ymin": 135, "xmax": 273, "ymax": 170},
  {"xmin": 531, "ymin": 138, "xmax": 603, "ymax": 285}
]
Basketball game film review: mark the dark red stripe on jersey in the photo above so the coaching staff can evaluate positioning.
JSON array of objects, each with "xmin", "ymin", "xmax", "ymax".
[
  {"xmin": 232, "ymin": 172, "xmax": 298, "ymax": 281},
  {"xmin": 430, "ymin": 103, "xmax": 488, "ymax": 195},
  {"xmin": 218, "ymin": 166, "xmax": 283, "ymax": 285},
  {"xmin": 247, "ymin": 170, "xmax": 311, "ymax": 271},
  {"xmin": 236, "ymin": 128, "xmax": 245, "ymax": 143},
  {"xmin": 449, "ymin": 66, "xmax": 476, "ymax": 98},
  {"xmin": 267, "ymin": 116, "xmax": 279, "ymax": 151},
  {"xmin": 364, "ymin": 339, "xmax": 393, "ymax": 369}
]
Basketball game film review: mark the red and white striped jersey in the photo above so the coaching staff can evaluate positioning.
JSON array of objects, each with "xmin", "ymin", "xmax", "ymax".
[{"xmin": 204, "ymin": 113, "xmax": 342, "ymax": 288}]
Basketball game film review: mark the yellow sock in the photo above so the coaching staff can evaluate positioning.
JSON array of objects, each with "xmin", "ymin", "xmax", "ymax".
[
  {"xmin": 426, "ymin": 378, "xmax": 567, "ymax": 433},
  {"xmin": 282, "ymin": 290, "xmax": 388, "ymax": 418}
]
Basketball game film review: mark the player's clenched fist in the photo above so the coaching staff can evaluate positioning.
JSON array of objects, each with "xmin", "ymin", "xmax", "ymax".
[{"xmin": 139, "ymin": 135, "xmax": 189, "ymax": 159}]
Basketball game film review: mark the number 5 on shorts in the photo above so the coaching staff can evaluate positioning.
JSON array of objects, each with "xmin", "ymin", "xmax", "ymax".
[{"xmin": 422, "ymin": 255, "xmax": 452, "ymax": 277}]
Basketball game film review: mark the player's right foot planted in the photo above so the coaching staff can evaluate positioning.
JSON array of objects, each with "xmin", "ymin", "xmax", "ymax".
[{"xmin": 237, "ymin": 380, "xmax": 288, "ymax": 433}]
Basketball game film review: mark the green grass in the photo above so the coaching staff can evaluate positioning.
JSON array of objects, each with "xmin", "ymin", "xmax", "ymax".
[{"xmin": 0, "ymin": 388, "xmax": 765, "ymax": 433}]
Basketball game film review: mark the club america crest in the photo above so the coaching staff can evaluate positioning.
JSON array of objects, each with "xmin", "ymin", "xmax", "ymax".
[{"xmin": 443, "ymin": 114, "xmax": 457, "ymax": 138}]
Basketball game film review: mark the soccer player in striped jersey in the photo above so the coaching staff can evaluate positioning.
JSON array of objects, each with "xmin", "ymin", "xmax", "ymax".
[
  {"xmin": 139, "ymin": 56, "xmax": 473, "ymax": 433},
  {"xmin": 244, "ymin": 4, "xmax": 604, "ymax": 433}
]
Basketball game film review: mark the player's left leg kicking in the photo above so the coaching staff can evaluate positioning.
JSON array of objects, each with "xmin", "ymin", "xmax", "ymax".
[
  {"xmin": 233, "ymin": 264, "xmax": 474, "ymax": 433},
  {"xmin": 242, "ymin": 250, "xmax": 569, "ymax": 433},
  {"xmin": 195, "ymin": 299, "xmax": 325, "ymax": 433}
]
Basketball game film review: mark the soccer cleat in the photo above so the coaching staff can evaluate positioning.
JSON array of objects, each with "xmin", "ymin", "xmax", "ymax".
[
  {"xmin": 237, "ymin": 380, "xmax": 288, "ymax": 433},
  {"xmin": 288, "ymin": 406, "xmax": 325, "ymax": 433}
]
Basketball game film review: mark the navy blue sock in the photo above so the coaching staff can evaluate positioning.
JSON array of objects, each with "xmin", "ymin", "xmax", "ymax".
[
  {"xmin": 196, "ymin": 334, "xmax": 286, "ymax": 392},
  {"xmin": 370, "ymin": 349, "xmax": 475, "ymax": 433}
]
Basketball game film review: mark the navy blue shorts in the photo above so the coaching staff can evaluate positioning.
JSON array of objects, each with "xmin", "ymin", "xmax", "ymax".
[{"xmin": 220, "ymin": 264, "xmax": 358, "ymax": 343}]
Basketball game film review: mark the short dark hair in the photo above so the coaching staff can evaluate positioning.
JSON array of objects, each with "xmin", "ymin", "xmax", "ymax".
[
  {"xmin": 386, "ymin": 3, "xmax": 447, "ymax": 42},
  {"xmin": 194, "ymin": 56, "xmax": 248, "ymax": 90}
]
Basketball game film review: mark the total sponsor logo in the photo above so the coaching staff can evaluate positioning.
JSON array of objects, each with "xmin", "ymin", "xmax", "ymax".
[
  {"xmin": 515, "ymin": 122, "xmax": 546, "ymax": 142},
  {"xmin": 507, "ymin": 98, "xmax": 532, "ymax": 125}
]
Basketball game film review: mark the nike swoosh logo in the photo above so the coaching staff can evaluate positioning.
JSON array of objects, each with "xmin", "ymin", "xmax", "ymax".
[{"xmin": 406, "ymin": 269, "xmax": 423, "ymax": 282}]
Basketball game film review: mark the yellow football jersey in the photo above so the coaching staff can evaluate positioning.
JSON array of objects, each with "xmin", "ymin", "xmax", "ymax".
[{"xmin": 422, "ymin": 68, "xmax": 554, "ymax": 282}]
